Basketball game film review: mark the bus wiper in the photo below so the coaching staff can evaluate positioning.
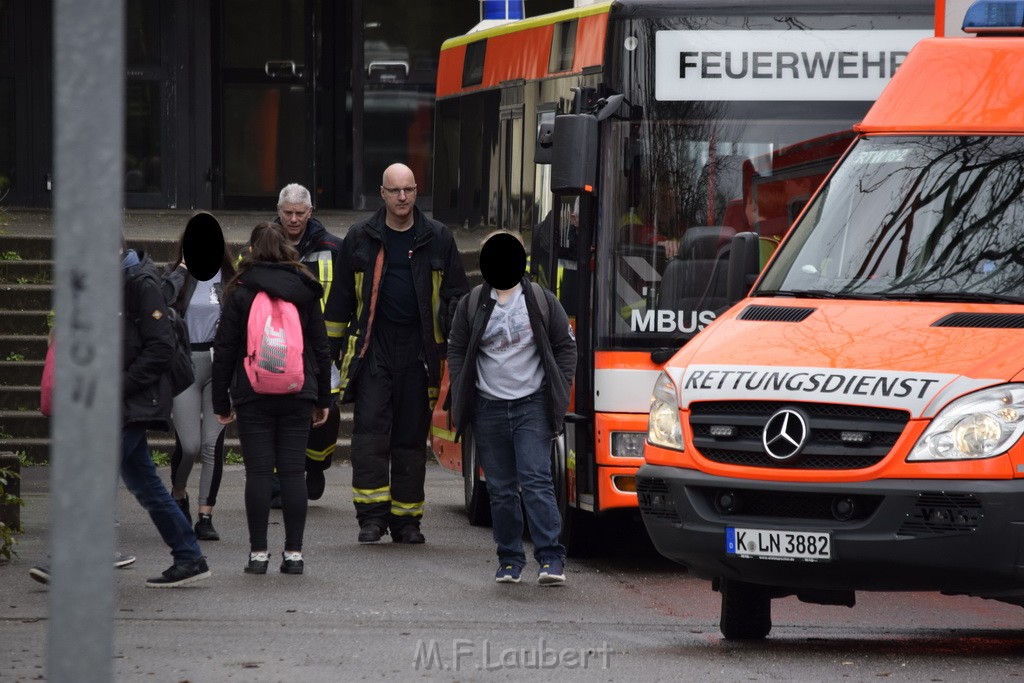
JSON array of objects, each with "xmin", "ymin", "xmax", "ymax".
[{"xmin": 881, "ymin": 291, "xmax": 1024, "ymax": 304}]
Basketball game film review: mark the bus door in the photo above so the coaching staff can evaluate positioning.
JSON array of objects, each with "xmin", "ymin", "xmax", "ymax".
[{"xmin": 497, "ymin": 84, "xmax": 525, "ymax": 230}]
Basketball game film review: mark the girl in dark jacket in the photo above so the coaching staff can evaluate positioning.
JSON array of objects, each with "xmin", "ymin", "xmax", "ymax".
[
  {"xmin": 212, "ymin": 222, "xmax": 331, "ymax": 576},
  {"xmin": 163, "ymin": 223, "xmax": 236, "ymax": 541}
]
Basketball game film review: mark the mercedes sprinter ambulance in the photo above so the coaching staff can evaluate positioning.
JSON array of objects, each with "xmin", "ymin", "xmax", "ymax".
[{"xmin": 637, "ymin": 0, "xmax": 1024, "ymax": 640}]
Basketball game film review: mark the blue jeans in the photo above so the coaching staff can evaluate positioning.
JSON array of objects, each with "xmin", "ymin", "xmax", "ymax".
[
  {"xmin": 120, "ymin": 426, "xmax": 203, "ymax": 565},
  {"xmin": 473, "ymin": 392, "xmax": 565, "ymax": 568}
]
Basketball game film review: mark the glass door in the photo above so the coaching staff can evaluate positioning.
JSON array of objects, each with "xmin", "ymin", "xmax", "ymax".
[{"xmin": 213, "ymin": 0, "xmax": 315, "ymax": 208}]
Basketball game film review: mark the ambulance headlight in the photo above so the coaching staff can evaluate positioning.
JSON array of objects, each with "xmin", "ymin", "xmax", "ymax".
[
  {"xmin": 648, "ymin": 372, "xmax": 684, "ymax": 451},
  {"xmin": 909, "ymin": 385, "xmax": 1024, "ymax": 461}
]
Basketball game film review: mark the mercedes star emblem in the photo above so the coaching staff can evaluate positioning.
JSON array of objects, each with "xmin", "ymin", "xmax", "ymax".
[{"xmin": 762, "ymin": 408, "xmax": 808, "ymax": 461}]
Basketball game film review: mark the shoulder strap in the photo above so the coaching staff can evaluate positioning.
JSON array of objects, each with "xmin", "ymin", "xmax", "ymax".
[{"xmin": 529, "ymin": 282, "xmax": 549, "ymax": 328}]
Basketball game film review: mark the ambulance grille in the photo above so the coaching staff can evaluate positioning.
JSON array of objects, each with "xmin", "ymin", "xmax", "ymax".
[
  {"xmin": 737, "ymin": 305, "xmax": 815, "ymax": 322},
  {"xmin": 897, "ymin": 492, "xmax": 983, "ymax": 536},
  {"xmin": 636, "ymin": 477, "xmax": 682, "ymax": 523},
  {"xmin": 690, "ymin": 401, "xmax": 909, "ymax": 470},
  {"xmin": 933, "ymin": 312, "xmax": 1024, "ymax": 329},
  {"xmin": 695, "ymin": 487, "xmax": 882, "ymax": 522}
]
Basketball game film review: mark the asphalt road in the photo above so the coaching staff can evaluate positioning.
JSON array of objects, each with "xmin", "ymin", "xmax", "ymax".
[{"xmin": 3, "ymin": 461, "xmax": 1024, "ymax": 681}]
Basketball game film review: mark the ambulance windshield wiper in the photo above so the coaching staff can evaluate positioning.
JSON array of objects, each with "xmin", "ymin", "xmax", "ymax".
[
  {"xmin": 880, "ymin": 291, "xmax": 1024, "ymax": 304},
  {"xmin": 755, "ymin": 289, "xmax": 885, "ymax": 300}
]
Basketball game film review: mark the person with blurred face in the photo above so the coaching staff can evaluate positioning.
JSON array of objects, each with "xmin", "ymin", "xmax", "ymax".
[
  {"xmin": 446, "ymin": 231, "xmax": 577, "ymax": 586},
  {"xmin": 336, "ymin": 163, "xmax": 469, "ymax": 545}
]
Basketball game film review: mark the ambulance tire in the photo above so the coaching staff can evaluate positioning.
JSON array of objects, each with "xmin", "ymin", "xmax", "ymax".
[
  {"xmin": 462, "ymin": 432, "xmax": 492, "ymax": 527},
  {"xmin": 552, "ymin": 432, "xmax": 598, "ymax": 557},
  {"xmin": 719, "ymin": 578, "xmax": 772, "ymax": 640}
]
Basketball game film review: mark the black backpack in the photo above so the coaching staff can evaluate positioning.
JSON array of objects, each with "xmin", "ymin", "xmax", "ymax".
[{"xmin": 165, "ymin": 306, "xmax": 195, "ymax": 397}]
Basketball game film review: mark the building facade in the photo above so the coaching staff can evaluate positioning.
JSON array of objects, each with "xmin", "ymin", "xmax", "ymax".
[{"xmin": 0, "ymin": 0, "xmax": 568, "ymax": 211}]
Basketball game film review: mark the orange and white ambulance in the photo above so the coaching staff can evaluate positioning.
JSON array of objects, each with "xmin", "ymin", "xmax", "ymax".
[{"xmin": 637, "ymin": 0, "xmax": 1024, "ymax": 640}]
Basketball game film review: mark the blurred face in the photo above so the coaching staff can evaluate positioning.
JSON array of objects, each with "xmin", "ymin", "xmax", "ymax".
[
  {"xmin": 277, "ymin": 201, "xmax": 312, "ymax": 242},
  {"xmin": 381, "ymin": 167, "xmax": 417, "ymax": 225}
]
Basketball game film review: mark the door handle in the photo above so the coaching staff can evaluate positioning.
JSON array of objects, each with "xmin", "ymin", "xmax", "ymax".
[{"xmin": 265, "ymin": 60, "xmax": 299, "ymax": 79}]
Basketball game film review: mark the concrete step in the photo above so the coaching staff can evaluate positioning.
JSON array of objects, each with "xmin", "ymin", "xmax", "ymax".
[
  {"xmin": 0, "ymin": 310, "xmax": 51, "ymax": 335},
  {"xmin": 0, "ymin": 284, "xmax": 52, "ymax": 311},
  {"xmin": 0, "ymin": 334, "xmax": 48, "ymax": 362},
  {"xmin": 0, "ymin": 260, "xmax": 53, "ymax": 284},
  {"xmin": 0, "ymin": 410, "xmax": 48, "ymax": 438},
  {"xmin": 0, "ymin": 386, "xmax": 43, "ymax": 410},
  {"xmin": 0, "ymin": 235, "xmax": 230, "ymax": 262},
  {"xmin": 3, "ymin": 433, "xmax": 356, "ymax": 465},
  {"xmin": 0, "ymin": 360, "xmax": 44, "ymax": 386}
]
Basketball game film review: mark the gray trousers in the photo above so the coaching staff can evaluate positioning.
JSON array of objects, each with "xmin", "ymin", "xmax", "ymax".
[{"xmin": 170, "ymin": 349, "xmax": 225, "ymax": 507}]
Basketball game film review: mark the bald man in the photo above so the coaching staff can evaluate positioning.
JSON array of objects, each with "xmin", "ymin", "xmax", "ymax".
[{"xmin": 336, "ymin": 163, "xmax": 469, "ymax": 544}]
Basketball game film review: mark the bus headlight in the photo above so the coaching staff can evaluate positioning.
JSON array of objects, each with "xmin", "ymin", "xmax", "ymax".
[
  {"xmin": 909, "ymin": 384, "xmax": 1024, "ymax": 461},
  {"xmin": 648, "ymin": 372, "xmax": 684, "ymax": 451}
]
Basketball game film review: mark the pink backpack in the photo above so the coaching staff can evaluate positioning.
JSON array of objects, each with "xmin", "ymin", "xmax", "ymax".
[{"xmin": 244, "ymin": 291, "xmax": 305, "ymax": 394}]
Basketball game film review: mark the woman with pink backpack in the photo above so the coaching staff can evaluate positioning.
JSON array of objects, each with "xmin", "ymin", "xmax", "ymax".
[{"xmin": 212, "ymin": 222, "xmax": 331, "ymax": 576}]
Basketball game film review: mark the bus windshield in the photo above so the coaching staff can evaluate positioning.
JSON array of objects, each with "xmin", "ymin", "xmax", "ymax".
[
  {"xmin": 594, "ymin": 10, "xmax": 930, "ymax": 350},
  {"xmin": 759, "ymin": 136, "xmax": 1024, "ymax": 302}
]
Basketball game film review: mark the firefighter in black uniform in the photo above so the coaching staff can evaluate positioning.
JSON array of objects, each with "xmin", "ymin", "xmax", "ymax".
[
  {"xmin": 338, "ymin": 163, "xmax": 469, "ymax": 544},
  {"xmin": 276, "ymin": 183, "xmax": 346, "ymax": 501}
]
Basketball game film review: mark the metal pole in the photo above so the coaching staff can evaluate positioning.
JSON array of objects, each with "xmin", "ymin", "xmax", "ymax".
[{"xmin": 50, "ymin": 0, "xmax": 123, "ymax": 680}]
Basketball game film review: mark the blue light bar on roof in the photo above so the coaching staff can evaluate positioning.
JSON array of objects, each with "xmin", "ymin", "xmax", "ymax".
[
  {"xmin": 962, "ymin": 0, "xmax": 1024, "ymax": 33},
  {"xmin": 481, "ymin": 0, "xmax": 525, "ymax": 21}
]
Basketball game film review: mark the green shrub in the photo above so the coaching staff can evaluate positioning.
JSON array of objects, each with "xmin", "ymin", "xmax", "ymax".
[{"xmin": 0, "ymin": 466, "xmax": 23, "ymax": 561}]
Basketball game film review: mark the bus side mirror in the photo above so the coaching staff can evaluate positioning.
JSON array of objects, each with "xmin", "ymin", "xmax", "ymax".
[
  {"xmin": 535, "ymin": 121, "xmax": 554, "ymax": 165},
  {"xmin": 551, "ymin": 114, "xmax": 597, "ymax": 193},
  {"xmin": 726, "ymin": 232, "xmax": 760, "ymax": 304}
]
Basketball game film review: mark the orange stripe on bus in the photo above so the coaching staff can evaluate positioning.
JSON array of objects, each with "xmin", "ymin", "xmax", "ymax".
[{"xmin": 594, "ymin": 350, "xmax": 663, "ymax": 371}]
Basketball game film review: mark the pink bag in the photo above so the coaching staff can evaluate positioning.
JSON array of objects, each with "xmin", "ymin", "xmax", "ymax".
[
  {"xmin": 40, "ymin": 342, "xmax": 55, "ymax": 417},
  {"xmin": 244, "ymin": 291, "xmax": 305, "ymax": 394}
]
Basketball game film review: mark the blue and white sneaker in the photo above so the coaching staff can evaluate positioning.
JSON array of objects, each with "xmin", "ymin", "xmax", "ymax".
[
  {"xmin": 538, "ymin": 560, "xmax": 566, "ymax": 586},
  {"xmin": 495, "ymin": 564, "xmax": 522, "ymax": 584}
]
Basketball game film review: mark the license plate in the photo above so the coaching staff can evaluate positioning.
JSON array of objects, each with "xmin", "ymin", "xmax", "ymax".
[{"xmin": 726, "ymin": 527, "xmax": 831, "ymax": 562}]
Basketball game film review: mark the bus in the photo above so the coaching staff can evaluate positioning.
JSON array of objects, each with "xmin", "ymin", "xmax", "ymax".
[{"xmin": 429, "ymin": 0, "xmax": 932, "ymax": 553}]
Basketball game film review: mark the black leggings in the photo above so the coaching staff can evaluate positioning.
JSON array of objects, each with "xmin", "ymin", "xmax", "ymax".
[{"xmin": 236, "ymin": 396, "xmax": 313, "ymax": 553}]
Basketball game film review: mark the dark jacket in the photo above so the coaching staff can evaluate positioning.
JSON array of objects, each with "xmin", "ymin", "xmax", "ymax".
[
  {"xmin": 336, "ymin": 205, "xmax": 469, "ymax": 405},
  {"xmin": 276, "ymin": 216, "xmax": 346, "ymax": 362},
  {"xmin": 211, "ymin": 262, "xmax": 332, "ymax": 415},
  {"xmin": 123, "ymin": 251, "xmax": 175, "ymax": 431},
  {"xmin": 447, "ymin": 276, "xmax": 577, "ymax": 439}
]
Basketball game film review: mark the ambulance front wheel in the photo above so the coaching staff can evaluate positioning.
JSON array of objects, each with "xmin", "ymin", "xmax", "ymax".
[{"xmin": 719, "ymin": 578, "xmax": 772, "ymax": 641}]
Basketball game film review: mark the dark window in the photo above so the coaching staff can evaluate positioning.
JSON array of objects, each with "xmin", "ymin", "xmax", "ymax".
[
  {"xmin": 463, "ymin": 39, "xmax": 486, "ymax": 87},
  {"xmin": 548, "ymin": 20, "xmax": 577, "ymax": 73}
]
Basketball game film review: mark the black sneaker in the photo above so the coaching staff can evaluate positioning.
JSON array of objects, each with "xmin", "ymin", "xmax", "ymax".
[
  {"xmin": 174, "ymin": 494, "xmax": 192, "ymax": 525},
  {"xmin": 244, "ymin": 552, "xmax": 269, "ymax": 575},
  {"xmin": 357, "ymin": 522, "xmax": 386, "ymax": 544},
  {"xmin": 29, "ymin": 565, "xmax": 50, "ymax": 585},
  {"xmin": 145, "ymin": 557, "xmax": 211, "ymax": 588},
  {"xmin": 306, "ymin": 468, "xmax": 326, "ymax": 501},
  {"xmin": 392, "ymin": 526, "xmax": 426, "ymax": 544},
  {"xmin": 31, "ymin": 554, "xmax": 134, "ymax": 585},
  {"xmin": 194, "ymin": 513, "xmax": 220, "ymax": 541},
  {"xmin": 280, "ymin": 551, "xmax": 304, "ymax": 575}
]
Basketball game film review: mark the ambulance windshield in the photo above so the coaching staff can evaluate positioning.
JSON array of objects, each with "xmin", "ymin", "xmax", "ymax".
[{"xmin": 760, "ymin": 136, "xmax": 1024, "ymax": 302}]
